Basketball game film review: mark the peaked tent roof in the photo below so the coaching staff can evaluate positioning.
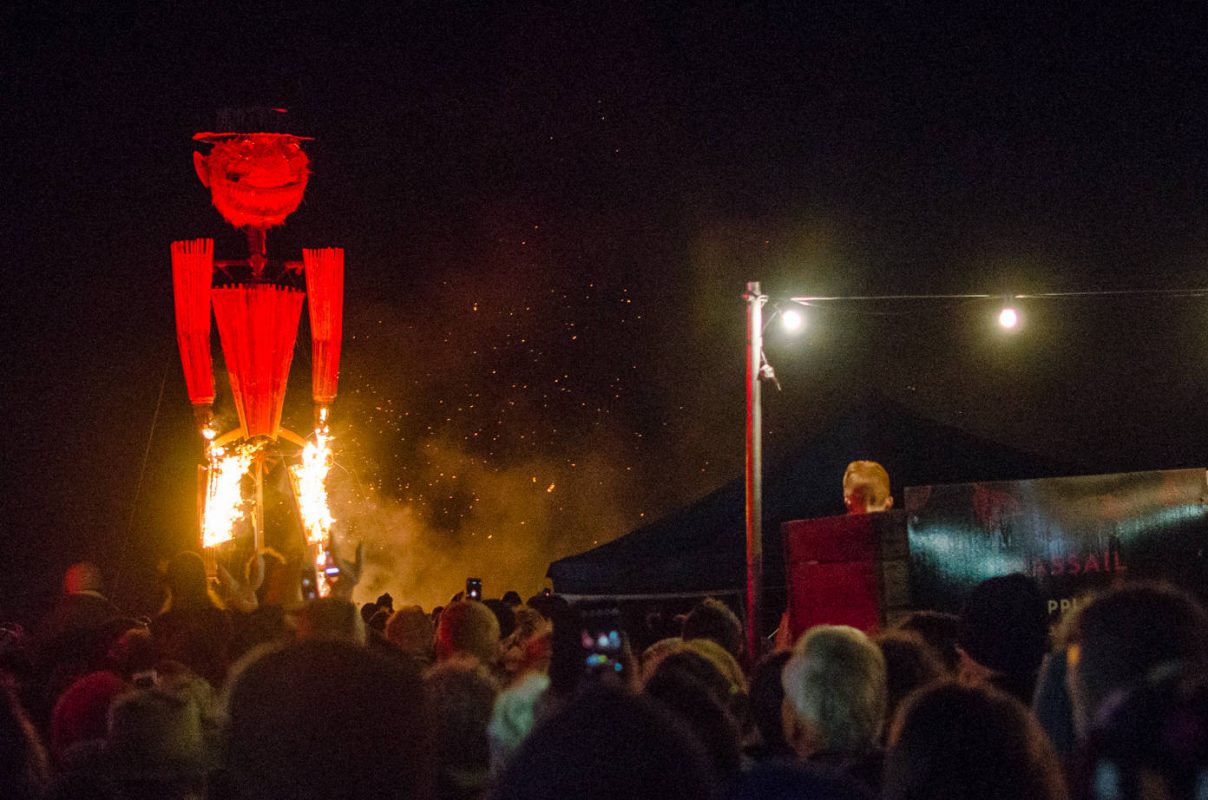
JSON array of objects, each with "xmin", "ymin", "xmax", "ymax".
[{"xmin": 548, "ymin": 394, "xmax": 1077, "ymax": 598}]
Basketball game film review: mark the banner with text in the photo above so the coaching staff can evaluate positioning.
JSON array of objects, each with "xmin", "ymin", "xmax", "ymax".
[{"xmin": 905, "ymin": 469, "xmax": 1208, "ymax": 619}]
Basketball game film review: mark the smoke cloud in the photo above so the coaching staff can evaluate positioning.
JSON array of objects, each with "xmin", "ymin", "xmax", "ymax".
[{"xmin": 327, "ymin": 428, "xmax": 634, "ymax": 610}]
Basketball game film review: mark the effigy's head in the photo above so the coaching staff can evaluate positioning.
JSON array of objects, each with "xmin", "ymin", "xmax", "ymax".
[{"xmin": 193, "ymin": 111, "xmax": 311, "ymax": 229}]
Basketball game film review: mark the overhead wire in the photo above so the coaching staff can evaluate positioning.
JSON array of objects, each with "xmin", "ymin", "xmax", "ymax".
[
  {"xmin": 758, "ymin": 287, "xmax": 1208, "ymax": 320},
  {"xmin": 110, "ymin": 355, "xmax": 170, "ymax": 598}
]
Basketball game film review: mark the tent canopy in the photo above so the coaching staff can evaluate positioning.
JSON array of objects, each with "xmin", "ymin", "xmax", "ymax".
[{"xmin": 548, "ymin": 394, "xmax": 1077, "ymax": 598}]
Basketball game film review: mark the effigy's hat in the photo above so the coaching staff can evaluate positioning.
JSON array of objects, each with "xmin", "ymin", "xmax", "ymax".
[{"xmin": 194, "ymin": 106, "xmax": 312, "ymax": 142}]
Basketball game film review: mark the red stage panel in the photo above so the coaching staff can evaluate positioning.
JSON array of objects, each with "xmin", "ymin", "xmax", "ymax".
[
  {"xmin": 212, "ymin": 283, "xmax": 304, "ymax": 439},
  {"xmin": 782, "ymin": 511, "xmax": 909, "ymax": 640}
]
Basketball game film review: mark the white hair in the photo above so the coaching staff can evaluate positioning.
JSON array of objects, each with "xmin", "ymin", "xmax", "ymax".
[{"xmin": 782, "ymin": 625, "xmax": 887, "ymax": 753}]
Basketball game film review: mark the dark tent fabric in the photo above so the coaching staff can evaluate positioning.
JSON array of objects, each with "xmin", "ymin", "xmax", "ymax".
[{"xmin": 548, "ymin": 395, "xmax": 1077, "ymax": 607}]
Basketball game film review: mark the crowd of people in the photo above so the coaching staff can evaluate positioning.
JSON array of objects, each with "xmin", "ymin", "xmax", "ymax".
[{"xmin": 2, "ymin": 551, "xmax": 1208, "ymax": 800}]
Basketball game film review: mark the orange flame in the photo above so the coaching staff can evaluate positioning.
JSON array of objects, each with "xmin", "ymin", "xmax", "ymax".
[
  {"xmin": 202, "ymin": 442, "xmax": 254, "ymax": 548},
  {"xmin": 293, "ymin": 429, "xmax": 336, "ymax": 596},
  {"xmin": 294, "ymin": 430, "xmax": 335, "ymax": 546}
]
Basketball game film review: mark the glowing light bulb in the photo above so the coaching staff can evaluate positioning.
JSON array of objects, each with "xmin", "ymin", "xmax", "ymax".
[
  {"xmin": 781, "ymin": 308, "xmax": 804, "ymax": 333},
  {"xmin": 999, "ymin": 307, "xmax": 1019, "ymax": 330}
]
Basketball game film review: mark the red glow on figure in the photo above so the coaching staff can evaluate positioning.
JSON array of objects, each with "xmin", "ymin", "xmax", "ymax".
[
  {"xmin": 193, "ymin": 133, "xmax": 310, "ymax": 230},
  {"xmin": 174, "ymin": 108, "xmax": 346, "ymax": 596},
  {"xmin": 303, "ymin": 248, "xmax": 345, "ymax": 409},
  {"xmin": 211, "ymin": 283, "xmax": 305, "ymax": 439},
  {"xmin": 171, "ymin": 239, "xmax": 216, "ymax": 411}
]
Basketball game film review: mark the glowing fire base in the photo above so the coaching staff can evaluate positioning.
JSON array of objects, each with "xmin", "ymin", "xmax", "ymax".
[
  {"xmin": 201, "ymin": 439, "xmax": 255, "ymax": 549},
  {"xmin": 198, "ymin": 428, "xmax": 338, "ymax": 597},
  {"xmin": 291, "ymin": 428, "xmax": 337, "ymax": 596}
]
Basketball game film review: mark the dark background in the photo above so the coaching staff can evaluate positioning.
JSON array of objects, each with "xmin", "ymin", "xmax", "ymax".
[{"xmin": 4, "ymin": 2, "xmax": 1208, "ymax": 615}]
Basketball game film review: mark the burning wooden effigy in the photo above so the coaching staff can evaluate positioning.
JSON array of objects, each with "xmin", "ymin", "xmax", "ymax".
[{"xmin": 170, "ymin": 107, "xmax": 346, "ymax": 600}]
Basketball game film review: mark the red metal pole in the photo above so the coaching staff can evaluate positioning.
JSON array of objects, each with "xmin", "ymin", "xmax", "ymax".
[{"xmin": 744, "ymin": 281, "xmax": 764, "ymax": 663}]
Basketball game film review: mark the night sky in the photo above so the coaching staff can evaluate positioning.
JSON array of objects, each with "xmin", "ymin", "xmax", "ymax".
[{"xmin": 4, "ymin": 3, "xmax": 1208, "ymax": 614}]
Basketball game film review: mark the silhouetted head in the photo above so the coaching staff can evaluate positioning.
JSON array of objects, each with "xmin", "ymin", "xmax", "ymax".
[
  {"xmin": 484, "ymin": 599, "xmax": 517, "ymax": 640},
  {"xmin": 749, "ymin": 651, "xmax": 794, "ymax": 759},
  {"xmin": 884, "ymin": 682, "xmax": 1066, "ymax": 800},
  {"xmin": 386, "ymin": 606, "xmax": 435, "ymax": 663},
  {"xmin": 895, "ymin": 611, "xmax": 960, "ymax": 673},
  {"xmin": 874, "ymin": 630, "xmax": 946, "ymax": 731},
  {"xmin": 1082, "ymin": 665, "xmax": 1208, "ymax": 800},
  {"xmin": 958, "ymin": 573, "xmax": 1048, "ymax": 703},
  {"xmin": 435, "ymin": 601, "xmax": 500, "ymax": 666},
  {"xmin": 645, "ymin": 655, "xmax": 743, "ymax": 778},
  {"xmin": 224, "ymin": 640, "xmax": 432, "ymax": 800},
  {"xmin": 782, "ymin": 625, "xmax": 887, "ymax": 758},
  {"xmin": 491, "ymin": 685, "xmax": 715, "ymax": 800},
  {"xmin": 295, "ymin": 598, "xmax": 365, "ymax": 645},
  {"xmin": 682, "ymin": 598, "xmax": 744, "ymax": 664},
  {"xmin": 164, "ymin": 552, "xmax": 211, "ymax": 610},
  {"xmin": 1069, "ymin": 582, "xmax": 1208, "ymax": 736}
]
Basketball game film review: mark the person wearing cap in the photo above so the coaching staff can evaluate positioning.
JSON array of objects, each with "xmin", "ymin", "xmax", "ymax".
[
  {"xmin": 34, "ymin": 562, "xmax": 127, "ymax": 694},
  {"xmin": 957, "ymin": 573, "xmax": 1049, "ymax": 704}
]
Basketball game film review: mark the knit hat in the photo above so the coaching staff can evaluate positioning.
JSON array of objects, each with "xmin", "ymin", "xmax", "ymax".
[
  {"xmin": 51, "ymin": 671, "xmax": 127, "ymax": 759},
  {"xmin": 958, "ymin": 573, "xmax": 1048, "ymax": 677}
]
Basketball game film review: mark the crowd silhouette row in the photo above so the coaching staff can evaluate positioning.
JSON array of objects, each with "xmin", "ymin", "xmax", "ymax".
[{"xmin": 2, "ymin": 551, "xmax": 1207, "ymax": 800}]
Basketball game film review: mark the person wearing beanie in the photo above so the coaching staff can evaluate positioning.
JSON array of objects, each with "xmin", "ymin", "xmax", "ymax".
[
  {"xmin": 957, "ymin": 573, "xmax": 1049, "ymax": 704},
  {"xmin": 46, "ymin": 685, "xmax": 215, "ymax": 800},
  {"xmin": 50, "ymin": 671, "xmax": 127, "ymax": 764}
]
